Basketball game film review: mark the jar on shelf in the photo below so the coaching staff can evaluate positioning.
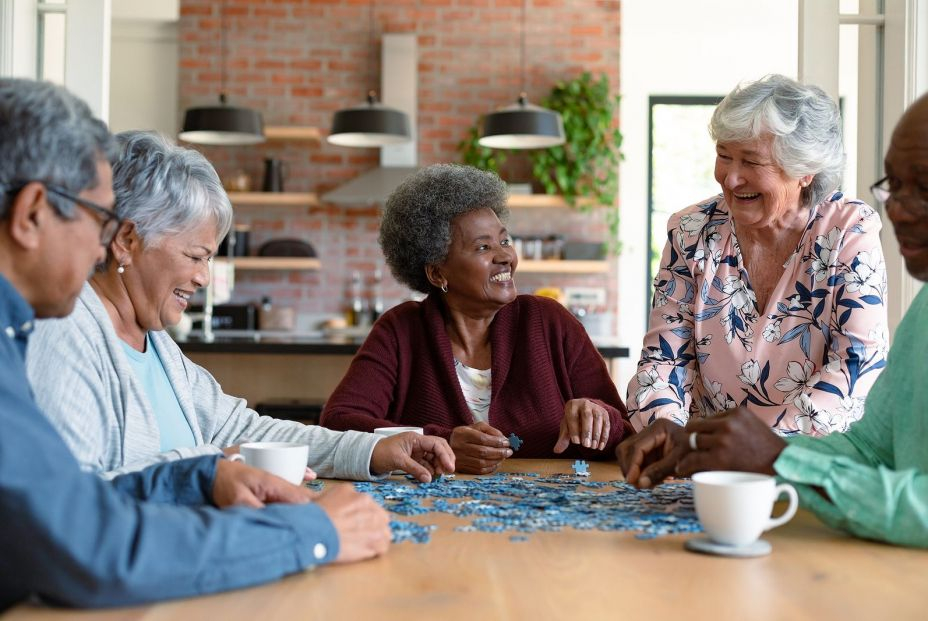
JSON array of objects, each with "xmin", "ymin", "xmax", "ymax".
[{"xmin": 542, "ymin": 234, "xmax": 565, "ymax": 260}]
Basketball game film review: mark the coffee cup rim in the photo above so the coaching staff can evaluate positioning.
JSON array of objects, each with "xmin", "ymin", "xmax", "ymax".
[
  {"xmin": 374, "ymin": 426, "xmax": 424, "ymax": 435},
  {"xmin": 240, "ymin": 441, "xmax": 308, "ymax": 450},
  {"xmin": 692, "ymin": 471, "xmax": 774, "ymax": 486}
]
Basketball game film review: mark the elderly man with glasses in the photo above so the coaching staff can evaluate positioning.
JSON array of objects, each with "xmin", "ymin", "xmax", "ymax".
[
  {"xmin": 616, "ymin": 93, "xmax": 928, "ymax": 548},
  {"xmin": 0, "ymin": 78, "xmax": 392, "ymax": 611}
]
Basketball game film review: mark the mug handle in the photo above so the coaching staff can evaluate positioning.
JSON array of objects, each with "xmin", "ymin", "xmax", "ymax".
[
  {"xmin": 765, "ymin": 482, "xmax": 799, "ymax": 531},
  {"xmin": 228, "ymin": 454, "xmax": 245, "ymax": 464}
]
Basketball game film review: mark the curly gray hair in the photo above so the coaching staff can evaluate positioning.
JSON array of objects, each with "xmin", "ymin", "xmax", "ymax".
[
  {"xmin": 112, "ymin": 131, "xmax": 232, "ymax": 250},
  {"xmin": 0, "ymin": 78, "xmax": 115, "ymax": 219},
  {"xmin": 710, "ymin": 74, "xmax": 845, "ymax": 209},
  {"xmin": 379, "ymin": 164, "xmax": 510, "ymax": 294}
]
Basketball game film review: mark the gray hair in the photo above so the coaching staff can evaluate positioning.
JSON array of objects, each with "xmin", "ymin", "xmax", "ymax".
[
  {"xmin": 380, "ymin": 163, "xmax": 510, "ymax": 294},
  {"xmin": 710, "ymin": 74, "xmax": 845, "ymax": 208},
  {"xmin": 0, "ymin": 78, "xmax": 115, "ymax": 219},
  {"xmin": 112, "ymin": 131, "xmax": 232, "ymax": 248}
]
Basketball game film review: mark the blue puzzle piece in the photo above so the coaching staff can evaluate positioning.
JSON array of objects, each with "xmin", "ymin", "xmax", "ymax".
[
  {"xmin": 572, "ymin": 460, "xmax": 590, "ymax": 476},
  {"xmin": 508, "ymin": 433, "xmax": 523, "ymax": 451}
]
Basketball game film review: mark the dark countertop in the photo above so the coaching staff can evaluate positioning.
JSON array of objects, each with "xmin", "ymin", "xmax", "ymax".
[{"xmin": 177, "ymin": 332, "xmax": 631, "ymax": 359}]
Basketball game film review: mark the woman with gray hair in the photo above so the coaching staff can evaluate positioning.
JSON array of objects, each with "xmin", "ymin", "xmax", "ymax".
[
  {"xmin": 321, "ymin": 164, "xmax": 630, "ymax": 473},
  {"xmin": 625, "ymin": 75, "xmax": 888, "ymax": 447},
  {"xmin": 27, "ymin": 130, "xmax": 454, "ymax": 482}
]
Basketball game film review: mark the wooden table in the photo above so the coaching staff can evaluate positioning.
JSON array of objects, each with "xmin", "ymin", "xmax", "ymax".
[{"xmin": 4, "ymin": 460, "xmax": 926, "ymax": 620}]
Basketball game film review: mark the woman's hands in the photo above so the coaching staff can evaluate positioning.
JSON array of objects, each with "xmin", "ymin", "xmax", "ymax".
[
  {"xmin": 554, "ymin": 399, "xmax": 611, "ymax": 453},
  {"xmin": 370, "ymin": 433, "xmax": 456, "ymax": 482},
  {"xmin": 449, "ymin": 422, "xmax": 513, "ymax": 474}
]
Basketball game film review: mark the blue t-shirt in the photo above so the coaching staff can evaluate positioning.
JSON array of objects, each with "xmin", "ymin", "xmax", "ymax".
[{"xmin": 120, "ymin": 334, "xmax": 195, "ymax": 452}]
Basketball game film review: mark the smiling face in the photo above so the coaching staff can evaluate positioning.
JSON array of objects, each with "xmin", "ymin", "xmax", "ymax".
[
  {"xmin": 883, "ymin": 98, "xmax": 928, "ymax": 282},
  {"xmin": 125, "ymin": 216, "xmax": 218, "ymax": 331},
  {"xmin": 434, "ymin": 208, "xmax": 518, "ymax": 312},
  {"xmin": 714, "ymin": 135, "xmax": 812, "ymax": 227}
]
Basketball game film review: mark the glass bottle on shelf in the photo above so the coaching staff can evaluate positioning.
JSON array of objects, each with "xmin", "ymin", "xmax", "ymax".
[
  {"xmin": 346, "ymin": 271, "xmax": 366, "ymax": 327},
  {"xmin": 370, "ymin": 269, "xmax": 384, "ymax": 323}
]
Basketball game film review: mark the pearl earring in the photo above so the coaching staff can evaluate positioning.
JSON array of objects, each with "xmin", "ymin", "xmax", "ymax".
[{"xmin": 117, "ymin": 265, "xmax": 125, "ymax": 274}]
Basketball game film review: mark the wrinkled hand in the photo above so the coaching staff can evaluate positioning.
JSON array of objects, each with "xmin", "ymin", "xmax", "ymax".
[
  {"xmin": 449, "ymin": 422, "xmax": 513, "ymax": 474},
  {"xmin": 314, "ymin": 485, "xmax": 391, "ymax": 564},
  {"xmin": 615, "ymin": 419, "xmax": 688, "ymax": 488},
  {"xmin": 370, "ymin": 432, "xmax": 456, "ymax": 482},
  {"xmin": 554, "ymin": 398, "xmax": 611, "ymax": 453},
  {"xmin": 212, "ymin": 458, "xmax": 315, "ymax": 508},
  {"xmin": 677, "ymin": 406, "xmax": 786, "ymax": 477}
]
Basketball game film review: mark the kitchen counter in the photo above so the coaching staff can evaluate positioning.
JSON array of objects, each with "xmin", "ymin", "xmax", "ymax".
[
  {"xmin": 179, "ymin": 331, "xmax": 630, "ymax": 406},
  {"xmin": 177, "ymin": 331, "xmax": 630, "ymax": 359}
]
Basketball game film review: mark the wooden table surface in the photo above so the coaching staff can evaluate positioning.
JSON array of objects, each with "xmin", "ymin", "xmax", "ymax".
[{"xmin": 5, "ymin": 460, "xmax": 926, "ymax": 621}]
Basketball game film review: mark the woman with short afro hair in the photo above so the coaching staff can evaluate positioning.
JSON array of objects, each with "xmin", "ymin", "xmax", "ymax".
[{"xmin": 321, "ymin": 163, "xmax": 631, "ymax": 473}]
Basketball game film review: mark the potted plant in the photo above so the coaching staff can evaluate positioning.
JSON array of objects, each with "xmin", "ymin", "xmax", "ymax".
[{"xmin": 458, "ymin": 72, "xmax": 623, "ymax": 251}]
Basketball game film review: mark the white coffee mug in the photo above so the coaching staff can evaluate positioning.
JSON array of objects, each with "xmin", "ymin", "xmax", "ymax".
[
  {"xmin": 692, "ymin": 471, "xmax": 799, "ymax": 547},
  {"xmin": 374, "ymin": 426, "xmax": 424, "ymax": 437},
  {"xmin": 228, "ymin": 441, "xmax": 309, "ymax": 485}
]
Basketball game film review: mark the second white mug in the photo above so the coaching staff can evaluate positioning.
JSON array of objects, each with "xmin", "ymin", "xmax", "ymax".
[{"xmin": 692, "ymin": 471, "xmax": 798, "ymax": 547}]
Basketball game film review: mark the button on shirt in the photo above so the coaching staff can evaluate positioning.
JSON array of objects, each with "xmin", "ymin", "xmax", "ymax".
[{"xmin": 0, "ymin": 274, "xmax": 339, "ymax": 611}]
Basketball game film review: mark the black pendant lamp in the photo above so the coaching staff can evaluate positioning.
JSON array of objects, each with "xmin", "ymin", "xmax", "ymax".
[
  {"xmin": 478, "ymin": 0, "xmax": 565, "ymax": 150},
  {"xmin": 327, "ymin": 0, "xmax": 411, "ymax": 148},
  {"xmin": 178, "ymin": 1, "xmax": 265, "ymax": 146},
  {"xmin": 328, "ymin": 91, "xmax": 410, "ymax": 147}
]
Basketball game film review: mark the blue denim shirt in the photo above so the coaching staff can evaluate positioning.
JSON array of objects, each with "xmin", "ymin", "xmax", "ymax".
[{"xmin": 0, "ymin": 275, "xmax": 338, "ymax": 610}]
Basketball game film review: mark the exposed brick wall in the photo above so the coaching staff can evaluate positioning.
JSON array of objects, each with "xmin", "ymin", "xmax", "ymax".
[{"xmin": 178, "ymin": 0, "xmax": 621, "ymax": 324}]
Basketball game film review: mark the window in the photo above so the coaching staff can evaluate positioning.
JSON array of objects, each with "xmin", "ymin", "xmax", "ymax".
[{"xmin": 646, "ymin": 96, "xmax": 722, "ymax": 306}]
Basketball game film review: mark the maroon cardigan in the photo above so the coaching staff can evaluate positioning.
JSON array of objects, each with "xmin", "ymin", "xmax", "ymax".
[{"xmin": 321, "ymin": 294, "xmax": 631, "ymax": 459}]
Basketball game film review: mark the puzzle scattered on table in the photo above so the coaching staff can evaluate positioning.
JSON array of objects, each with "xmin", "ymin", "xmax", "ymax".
[{"xmin": 356, "ymin": 471, "xmax": 701, "ymax": 545}]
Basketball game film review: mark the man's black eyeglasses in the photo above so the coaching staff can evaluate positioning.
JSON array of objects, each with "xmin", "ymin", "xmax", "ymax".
[{"xmin": 5, "ymin": 181, "xmax": 122, "ymax": 245}]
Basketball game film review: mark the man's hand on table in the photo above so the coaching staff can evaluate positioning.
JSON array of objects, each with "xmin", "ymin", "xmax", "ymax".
[
  {"xmin": 616, "ymin": 419, "xmax": 689, "ymax": 488},
  {"xmin": 314, "ymin": 485, "xmax": 392, "ymax": 563},
  {"xmin": 371, "ymin": 432, "xmax": 456, "ymax": 482},
  {"xmin": 616, "ymin": 408, "xmax": 788, "ymax": 488},
  {"xmin": 449, "ymin": 422, "xmax": 513, "ymax": 474},
  {"xmin": 554, "ymin": 398, "xmax": 611, "ymax": 453},
  {"xmin": 212, "ymin": 458, "xmax": 316, "ymax": 508},
  {"xmin": 676, "ymin": 407, "xmax": 785, "ymax": 477}
]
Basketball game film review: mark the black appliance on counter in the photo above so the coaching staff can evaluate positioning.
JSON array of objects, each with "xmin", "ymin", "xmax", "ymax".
[{"xmin": 188, "ymin": 304, "xmax": 257, "ymax": 331}]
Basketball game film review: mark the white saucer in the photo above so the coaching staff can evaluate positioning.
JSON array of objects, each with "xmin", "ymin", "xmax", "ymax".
[{"xmin": 684, "ymin": 536, "xmax": 772, "ymax": 558}]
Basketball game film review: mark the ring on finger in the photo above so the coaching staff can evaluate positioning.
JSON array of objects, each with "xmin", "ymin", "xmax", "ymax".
[{"xmin": 688, "ymin": 431, "xmax": 699, "ymax": 451}]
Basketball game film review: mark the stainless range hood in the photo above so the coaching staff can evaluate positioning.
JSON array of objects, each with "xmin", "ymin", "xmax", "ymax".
[{"xmin": 323, "ymin": 34, "xmax": 418, "ymax": 206}]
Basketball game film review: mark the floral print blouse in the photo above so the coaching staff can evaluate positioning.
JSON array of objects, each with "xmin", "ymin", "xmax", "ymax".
[{"xmin": 627, "ymin": 192, "xmax": 888, "ymax": 437}]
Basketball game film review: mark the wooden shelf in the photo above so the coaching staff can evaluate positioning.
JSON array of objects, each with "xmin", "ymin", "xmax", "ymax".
[
  {"xmin": 507, "ymin": 195, "xmax": 595, "ymax": 209},
  {"xmin": 228, "ymin": 192, "xmax": 321, "ymax": 207},
  {"xmin": 217, "ymin": 257, "xmax": 321, "ymax": 271},
  {"xmin": 518, "ymin": 260, "xmax": 608, "ymax": 274},
  {"xmin": 264, "ymin": 126, "xmax": 321, "ymax": 142}
]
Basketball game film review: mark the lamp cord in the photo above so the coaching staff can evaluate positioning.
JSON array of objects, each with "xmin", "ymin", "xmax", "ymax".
[
  {"xmin": 520, "ymin": 0, "xmax": 526, "ymax": 98},
  {"xmin": 219, "ymin": 0, "xmax": 228, "ymax": 103},
  {"xmin": 368, "ymin": 0, "xmax": 376, "ymax": 102}
]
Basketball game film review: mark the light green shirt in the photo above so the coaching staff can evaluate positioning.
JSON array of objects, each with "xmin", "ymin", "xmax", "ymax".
[{"xmin": 775, "ymin": 284, "xmax": 928, "ymax": 547}]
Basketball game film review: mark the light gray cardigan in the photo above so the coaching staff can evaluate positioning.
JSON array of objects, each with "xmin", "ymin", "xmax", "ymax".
[{"xmin": 27, "ymin": 283, "xmax": 381, "ymax": 480}]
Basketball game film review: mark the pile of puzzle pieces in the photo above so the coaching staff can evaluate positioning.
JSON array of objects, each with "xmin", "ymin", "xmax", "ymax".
[{"xmin": 356, "ymin": 471, "xmax": 702, "ymax": 545}]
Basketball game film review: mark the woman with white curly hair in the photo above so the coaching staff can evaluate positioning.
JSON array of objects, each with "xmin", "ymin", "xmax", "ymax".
[{"xmin": 625, "ymin": 74, "xmax": 888, "ymax": 444}]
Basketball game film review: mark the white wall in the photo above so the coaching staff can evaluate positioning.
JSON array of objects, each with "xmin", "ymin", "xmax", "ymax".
[
  {"xmin": 108, "ymin": 1, "xmax": 179, "ymax": 135},
  {"xmin": 616, "ymin": 0, "xmax": 799, "ymax": 391}
]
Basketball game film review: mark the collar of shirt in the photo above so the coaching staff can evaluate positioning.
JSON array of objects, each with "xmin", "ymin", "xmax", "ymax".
[{"xmin": 0, "ymin": 273, "xmax": 36, "ymax": 356}]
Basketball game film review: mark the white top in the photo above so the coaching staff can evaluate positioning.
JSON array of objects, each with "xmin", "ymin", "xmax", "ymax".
[{"xmin": 454, "ymin": 358, "xmax": 492, "ymax": 423}]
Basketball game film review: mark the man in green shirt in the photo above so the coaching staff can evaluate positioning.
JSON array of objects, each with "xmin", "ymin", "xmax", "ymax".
[{"xmin": 617, "ymin": 93, "xmax": 928, "ymax": 548}]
